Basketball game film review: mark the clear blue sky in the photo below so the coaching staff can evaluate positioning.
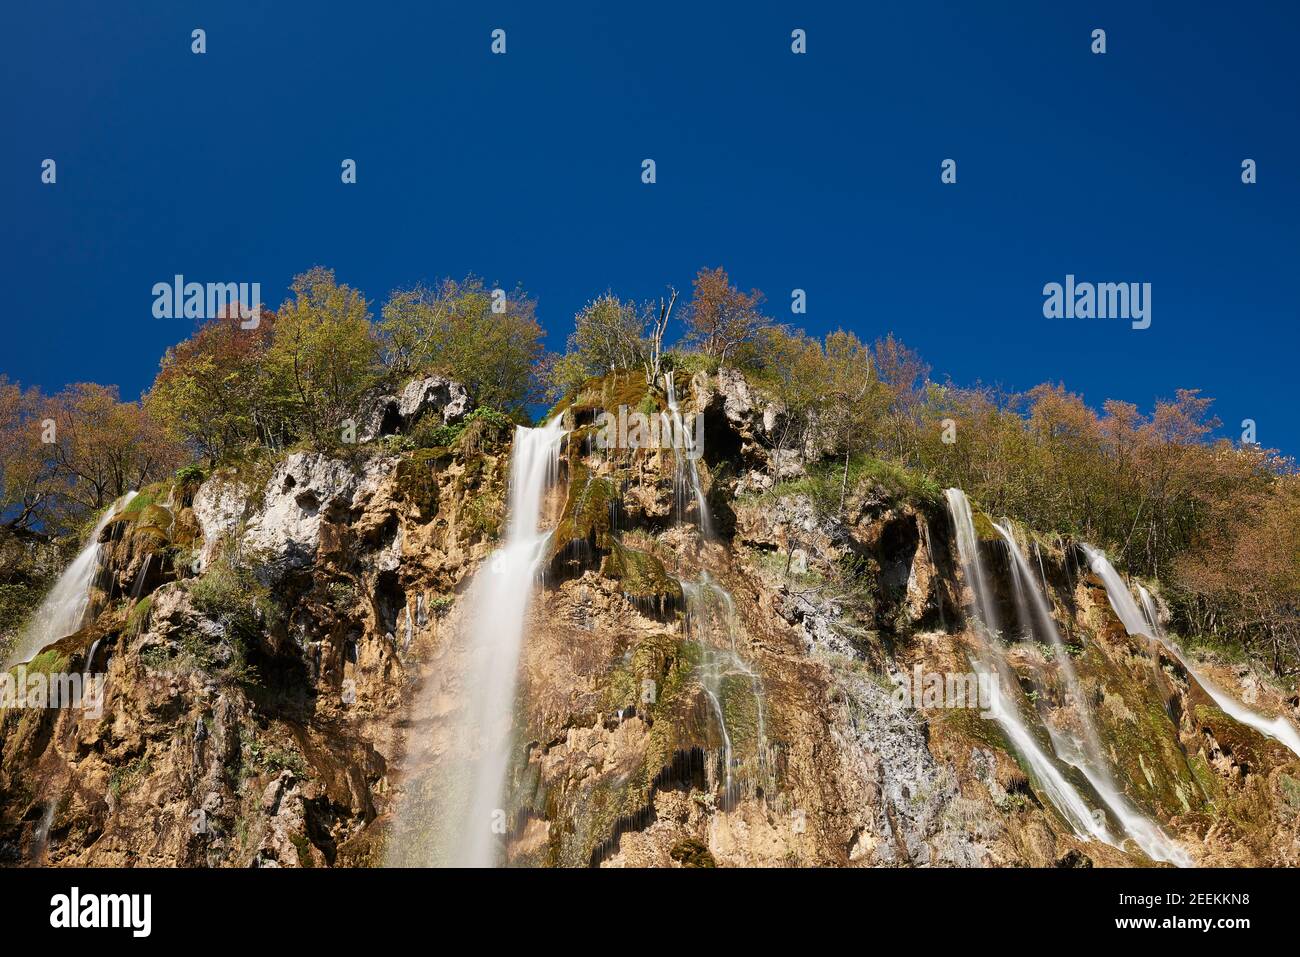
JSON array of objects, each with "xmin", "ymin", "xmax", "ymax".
[{"xmin": 3, "ymin": 2, "xmax": 1297, "ymax": 453}]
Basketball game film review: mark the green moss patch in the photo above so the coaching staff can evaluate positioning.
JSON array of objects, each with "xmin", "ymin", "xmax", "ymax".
[{"xmin": 601, "ymin": 541, "xmax": 682, "ymax": 614}]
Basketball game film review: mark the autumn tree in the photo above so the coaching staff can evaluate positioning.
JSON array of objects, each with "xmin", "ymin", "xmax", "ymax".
[
  {"xmin": 872, "ymin": 334, "xmax": 931, "ymax": 462},
  {"xmin": 741, "ymin": 325, "xmax": 830, "ymax": 476},
  {"xmin": 146, "ymin": 307, "xmax": 278, "ymax": 465},
  {"xmin": 44, "ymin": 383, "xmax": 182, "ymax": 513},
  {"xmin": 1174, "ymin": 474, "xmax": 1300, "ymax": 675},
  {"xmin": 822, "ymin": 330, "xmax": 886, "ymax": 506},
  {"xmin": 0, "ymin": 377, "xmax": 56, "ymax": 531},
  {"xmin": 681, "ymin": 267, "xmax": 770, "ymax": 363}
]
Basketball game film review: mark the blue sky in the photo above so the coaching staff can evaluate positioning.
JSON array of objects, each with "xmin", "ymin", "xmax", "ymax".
[{"xmin": 3, "ymin": 2, "xmax": 1297, "ymax": 454}]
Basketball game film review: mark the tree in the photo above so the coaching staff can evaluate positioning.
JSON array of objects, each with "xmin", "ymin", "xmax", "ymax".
[
  {"xmin": 45, "ymin": 383, "xmax": 182, "ymax": 513},
  {"xmin": 378, "ymin": 276, "xmax": 545, "ymax": 415},
  {"xmin": 146, "ymin": 307, "xmax": 278, "ymax": 465},
  {"xmin": 0, "ymin": 377, "xmax": 56, "ymax": 531},
  {"xmin": 681, "ymin": 267, "xmax": 769, "ymax": 363},
  {"xmin": 267, "ymin": 267, "xmax": 381, "ymax": 445},
  {"xmin": 822, "ymin": 330, "xmax": 885, "ymax": 507},
  {"xmin": 872, "ymin": 334, "xmax": 931, "ymax": 461},
  {"xmin": 567, "ymin": 294, "xmax": 647, "ymax": 376},
  {"xmin": 742, "ymin": 325, "xmax": 829, "ymax": 476},
  {"xmin": 643, "ymin": 288, "xmax": 677, "ymax": 386}
]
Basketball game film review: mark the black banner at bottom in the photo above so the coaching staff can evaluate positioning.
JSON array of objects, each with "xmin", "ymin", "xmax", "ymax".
[{"xmin": 0, "ymin": 865, "xmax": 1276, "ymax": 944}]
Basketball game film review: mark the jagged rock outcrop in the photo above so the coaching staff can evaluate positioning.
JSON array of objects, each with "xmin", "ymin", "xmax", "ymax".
[
  {"xmin": 356, "ymin": 375, "xmax": 472, "ymax": 443},
  {"xmin": 241, "ymin": 452, "xmax": 395, "ymax": 577}
]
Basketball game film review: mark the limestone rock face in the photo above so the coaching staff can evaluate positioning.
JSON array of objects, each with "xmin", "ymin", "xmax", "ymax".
[
  {"xmin": 357, "ymin": 375, "xmax": 472, "ymax": 442},
  {"xmin": 3, "ymin": 368, "xmax": 1299, "ymax": 869},
  {"xmin": 192, "ymin": 475, "xmax": 250, "ymax": 567},
  {"xmin": 242, "ymin": 452, "xmax": 392, "ymax": 577}
]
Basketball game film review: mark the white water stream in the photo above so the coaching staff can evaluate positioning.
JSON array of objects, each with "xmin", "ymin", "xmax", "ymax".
[
  {"xmin": 944, "ymin": 490, "xmax": 1117, "ymax": 846},
  {"xmin": 394, "ymin": 419, "xmax": 565, "ymax": 867},
  {"xmin": 7, "ymin": 491, "xmax": 137, "ymax": 667},
  {"xmin": 1083, "ymin": 545, "xmax": 1300, "ymax": 760},
  {"xmin": 681, "ymin": 572, "xmax": 771, "ymax": 805},
  {"xmin": 663, "ymin": 371, "xmax": 712, "ymax": 538},
  {"xmin": 994, "ymin": 522, "xmax": 1189, "ymax": 866}
]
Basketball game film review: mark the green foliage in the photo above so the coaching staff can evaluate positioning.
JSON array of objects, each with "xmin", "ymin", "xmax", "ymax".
[
  {"xmin": 410, "ymin": 406, "xmax": 513, "ymax": 451},
  {"xmin": 0, "ymin": 582, "xmax": 40, "ymax": 640},
  {"xmin": 549, "ymin": 295, "xmax": 649, "ymax": 398},
  {"xmin": 174, "ymin": 464, "xmax": 207, "ymax": 486},
  {"xmin": 669, "ymin": 837, "xmax": 717, "ymax": 868},
  {"xmin": 378, "ymin": 433, "xmax": 416, "ymax": 455},
  {"xmin": 109, "ymin": 753, "xmax": 153, "ymax": 798},
  {"xmin": 22, "ymin": 649, "xmax": 69, "ymax": 678},
  {"xmin": 121, "ymin": 489, "xmax": 158, "ymax": 513},
  {"xmin": 242, "ymin": 733, "xmax": 307, "ymax": 777},
  {"xmin": 461, "ymin": 492, "xmax": 500, "ymax": 540},
  {"xmin": 266, "ymin": 267, "xmax": 381, "ymax": 448},
  {"xmin": 146, "ymin": 309, "xmax": 280, "ymax": 466},
  {"xmin": 126, "ymin": 596, "xmax": 153, "ymax": 636},
  {"xmin": 663, "ymin": 349, "xmax": 720, "ymax": 379},
  {"xmin": 182, "ymin": 551, "xmax": 273, "ymax": 684},
  {"xmin": 188, "ymin": 554, "xmax": 270, "ymax": 635},
  {"xmin": 378, "ymin": 277, "xmax": 545, "ymax": 415},
  {"xmin": 756, "ymin": 454, "xmax": 941, "ymax": 518},
  {"xmin": 326, "ymin": 581, "xmax": 356, "ymax": 610}
]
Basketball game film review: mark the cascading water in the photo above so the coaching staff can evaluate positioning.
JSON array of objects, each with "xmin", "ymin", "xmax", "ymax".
[
  {"xmin": 7, "ymin": 491, "xmax": 137, "ymax": 668},
  {"xmin": 680, "ymin": 573, "xmax": 771, "ymax": 807},
  {"xmin": 944, "ymin": 490, "xmax": 1115, "ymax": 845},
  {"xmin": 663, "ymin": 371, "xmax": 712, "ymax": 538},
  {"xmin": 1083, "ymin": 545, "xmax": 1300, "ymax": 759},
  {"xmin": 1078, "ymin": 545, "xmax": 1150, "ymax": 636},
  {"xmin": 390, "ymin": 419, "xmax": 565, "ymax": 868},
  {"xmin": 994, "ymin": 522, "xmax": 1189, "ymax": 866}
]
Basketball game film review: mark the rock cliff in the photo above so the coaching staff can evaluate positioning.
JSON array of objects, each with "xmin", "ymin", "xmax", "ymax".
[{"xmin": 3, "ymin": 369, "xmax": 1298, "ymax": 868}]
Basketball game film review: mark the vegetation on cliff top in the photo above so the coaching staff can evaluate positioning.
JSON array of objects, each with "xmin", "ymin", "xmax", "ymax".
[{"xmin": 1, "ymin": 262, "xmax": 1297, "ymax": 677}]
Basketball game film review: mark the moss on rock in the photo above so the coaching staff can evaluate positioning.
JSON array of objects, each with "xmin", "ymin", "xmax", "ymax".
[{"xmin": 601, "ymin": 541, "xmax": 682, "ymax": 615}]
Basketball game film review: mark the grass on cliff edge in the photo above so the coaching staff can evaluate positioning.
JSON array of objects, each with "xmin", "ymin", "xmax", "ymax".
[{"xmin": 752, "ymin": 453, "xmax": 944, "ymax": 516}]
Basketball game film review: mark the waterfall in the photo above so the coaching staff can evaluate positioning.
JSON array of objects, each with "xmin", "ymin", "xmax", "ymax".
[
  {"xmin": 7, "ymin": 491, "xmax": 137, "ymax": 668},
  {"xmin": 662, "ymin": 371, "xmax": 712, "ymax": 537},
  {"xmin": 943, "ymin": 490, "xmax": 1115, "ymax": 845},
  {"xmin": 129, "ymin": 553, "xmax": 154, "ymax": 602},
  {"xmin": 681, "ymin": 573, "xmax": 771, "ymax": 806},
  {"xmin": 943, "ymin": 489, "xmax": 1001, "ymax": 634},
  {"xmin": 994, "ymin": 522, "xmax": 1189, "ymax": 866},
  {"xmin": 1137, "ymin": 586, "xmax": 1161, "ymax": 641},
  {"xmin": 1078, "ymin": 545, "xmax": 1150, "ymax": 635},
  {"xmin": 1083, "ymin": 546, "xmax": 1300, "ymax": 759},
  {"xmin": 390, "ymin": 419, "xmax": 565, "ymax": 867}
]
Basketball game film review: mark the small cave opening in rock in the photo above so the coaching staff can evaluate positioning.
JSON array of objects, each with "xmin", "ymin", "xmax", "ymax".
[
  {"xmin": 700, "ymin": 403, "xmax": 742, "ymax": 470},
  {"xmin": 377, "ymin": 401, "xmax": 403, "ymax": 437},
  {"xmin": 877, "ymin": 516, "xmax": 920, "ymax": 598},
  {"xmin": 372, "ymin": 569, "xmax": 406, "ymax": 640},
  {"xmin": 571, "ymin": 406, "xmax": 599, "ymax": 429}
]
